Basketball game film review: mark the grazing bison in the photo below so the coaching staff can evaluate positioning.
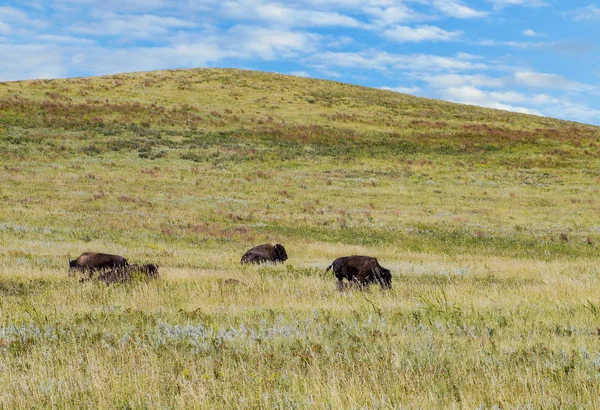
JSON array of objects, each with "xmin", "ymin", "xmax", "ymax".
[
  {"xmin": 138, "ymin": 263, "xmax": 159, "ymax": 278},
  {"xmin": 223, "ymin": 278, "xmax": 240, "ymax": 285},
  {"xmin": 95, "ymin": 263, "xmax": 159, "ymax": 284},
  {"xmin": 69, "ymin": 252, "xmax": 128, "ymax": 277},
  {"xmin": 240, "ymin": 244, "xmax": 288, "ymax": 264},
  {"xmin": 124, "ymin": 263, "xmax": 159, "ymax": 279},
  {"xmin": 326, "ymin": 255, "xmax": 392, "ymax": 290}
]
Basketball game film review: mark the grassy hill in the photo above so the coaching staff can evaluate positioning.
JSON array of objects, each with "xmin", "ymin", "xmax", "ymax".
[{"xmin": 1, "ymin": 68, "xmax": 600, "ymax": 408}]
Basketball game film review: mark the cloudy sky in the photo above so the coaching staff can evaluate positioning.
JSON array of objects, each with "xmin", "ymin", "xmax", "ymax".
[{"xmin": 1, "ymin": 1, "xmax": 599, "ymax": 125}]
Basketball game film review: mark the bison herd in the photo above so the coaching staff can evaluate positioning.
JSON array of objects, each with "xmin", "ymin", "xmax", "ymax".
[{"xmin": 70, "ymin": 244, "xmax": 392, "ymax": 290}]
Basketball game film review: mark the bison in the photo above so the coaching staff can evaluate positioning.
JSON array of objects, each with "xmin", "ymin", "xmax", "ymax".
[
  {"xmin": 121, "ymin": 263, "xmax": 159, "ymax": 279},
  {"xmin": 138, "ymin": 263, "xmax": 159, "ymax": 278},
  {"xmin": 69, "ymin": 252, "xmax": 128, "ymax": 277},
  {"xmin": 240, "ymin": 244, "xmax": 288, "ymax": 264},
  {"xmin": 95, "ymin": 263, "xmax": 159, "ymax": 284},
  {"xmin": 326, "ymin": 255, "xmax": 392, "ymax": 290}
]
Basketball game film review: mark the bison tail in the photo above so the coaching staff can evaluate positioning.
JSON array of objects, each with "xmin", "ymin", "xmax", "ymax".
[{"xmin": 325, "ymin": 264, "xmax": 333, "ymax": 273}]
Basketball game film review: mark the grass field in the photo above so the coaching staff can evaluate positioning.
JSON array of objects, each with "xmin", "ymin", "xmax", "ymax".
[{"xmin": 1, "ymin": 68, "xmax": 600, "ymax": 408}]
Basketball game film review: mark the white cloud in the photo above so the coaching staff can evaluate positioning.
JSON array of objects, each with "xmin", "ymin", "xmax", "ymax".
[
  {"xmin": 0, "ymin": 6, "xmax": 29, "ymax": 19},
  {"xmin": 514, "ymin": 71, "xmax": 595, "ymax": 92},
  {"xmin": 0, "ymin": 44, "xmax": 68, "ymax": 80},
  {"xmin": 439, "ymin": 85, "xmax": 541, "ymax": 115},
  {"xmin": 489, "ymin": 90, "xmax": 527, "ymax": 103},
  {"xmin": 523, "ymin": 29, "xmax": 538, "ymax": 36},
  {"xmin": 220, "ymin": 1, "xmax": 367, "ymax": 28},
  {"xmin": 381, "ymin": 85, "xmax": 421, "ymax": 94},
  {"xmin": 364, "ymin": 5, "xmax": 425, "ymax": 26},
  {"xmin": 311, "ymin": 51, "xmax": 387, "ymax": 71},
  {"xmin": 301, "ymin": 0, "xmax": 399, "ymax": 7},
  {"xmin": 0, "ymin": 21, "xmax": 10, "ymax": 35},
  {"xmin": 290, "ymin": 71, "xmax": 311, "ymax": 77},
  {"xmin": 432, "ymin": 0, "xmax": 488, "ymax": 18},
  {"xmin": 0, "ymin": 6, "xmax": 46, "ymax": 28},
  {"xmin": 260, "ymin": 4, "xmax": 366, "ymax": 28},
  {"xmin": 455, "ymin": 52, "xmax": 482, "ymax": 60},
  {"xmin": 49, "ymin": 0, "xmax": 182, "ymax": 13},
  {"xmin": 424, "ymin": 72, "xmax": 597, "ymax": 95},
  {"xmin": 419, "ymin": 72, "xmax": 600, "ymax": 124},
  {"xmin": 526, "ymin": 92, "xmax": 600, "ymax": 124},
  {"xmin": 315, "ymin": 68, "xmax": 343, "ymax": 78},
  {"xmin": 71, "ymin": 45, "xmax": 219, "ymax": 75},
  {"xmin": 228, "ymin": 26, "xmax": 321, "ymax": 59},
  {"xmin": 36, "ymin": 34, "xmax": 95, "ymax": 44},
  {"xmin": 310, "ymin": 50, "xmax": 488, "ymax": 73},
  {"xmin": 0, "ymin": 6, "xmax": 47, "ymax": 39},
  {"xmin": 477, "ymin": 38, "xmax": 548, "ymax": 48},
  {"xmin": 0, "ymin": 19, "xmax": 324, "ymax": 80},
  {"xmin": 487, "ymin": 0, "xmax": 548, "ymax": 9},
  {"xmin": 396, "ymin": 53, "xmax": 489, "ymax": 71},
  {"xmin": 70, "ymin": 13, "xmax": 196, "ymax": 39},
  {"xmin": 325, "ymin": 36, "xmax": 354, "ymax": 48},
  {"xmin": 548, "ymin": 101, "xmax": 600, "ymax": 124},
  {"xmin": 383, "ymin": 25, "xmax": 462, "ymax": 42},
  {"xmin": 422, "ymin": 73, "xmax": 506, "ymax": 88},
  {"xmin": 530, "ymin": 93, "xmax": 556, "ymax": 105},
  {"xmin": 569, "ymin": 5, "xmax": 600, "ymax": 21},
  {"xmin": 66, "ymin": 25, "xmax": 322, "ymax": 76}
]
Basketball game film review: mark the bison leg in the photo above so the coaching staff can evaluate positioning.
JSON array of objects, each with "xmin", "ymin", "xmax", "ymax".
[
  {"xmin": 242, "ymin": 253, "xmax": 263, "ymax": 264},
  {"xmin": 355, "ymin": 265, "xmax": 372, "ymax": 288},
  {"xmin": 339, "ymin": 264, "xmax": 350, "ymax": 282},
  {"xmin": 379, "ymin": 273, "xmax": 392, "ymax": 290},
  {"xmin": 86, "ymin": 267, "xmax": 98, "ymax": 280},
  {"xmin": 371, "ymin": 267, "xmax": 386, "ymax": 288}
]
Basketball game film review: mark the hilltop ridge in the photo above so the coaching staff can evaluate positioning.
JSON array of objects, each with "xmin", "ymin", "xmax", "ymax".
[{"xmin": 1, "ymin": 68, "xmax": 597, "ymax": 143}]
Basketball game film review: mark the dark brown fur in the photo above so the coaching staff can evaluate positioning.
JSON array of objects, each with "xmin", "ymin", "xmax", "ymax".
[
  {"xmin": 95, "ymin": 264, "xmax": 159, "ymax": 284},
  {"xmin": 137, "ymin": 264, "xmax": 159, "ymax": 278},
  {"xmin": 326, "ymin": 255, "xmax": 392, "ymax": 290},
  {"xmin": 69, "ymin": 252, "xmax": 128, "ymax": 277},
  {"xmin": 240, "ymin": 244, "xmax": 288, "ymax": 264},
  {"xmin": 223, "ymin": 278, "xmax": 241, "ymax": 285}
]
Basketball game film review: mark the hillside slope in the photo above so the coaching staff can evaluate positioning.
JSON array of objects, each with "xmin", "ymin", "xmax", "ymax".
[
  {"xmin": 1, "ymin": 67, "xmax": 599, "ymax": 262},
  {"xmin": 2, "ymin": 69, "xmax": 600, "ymax": 408}
]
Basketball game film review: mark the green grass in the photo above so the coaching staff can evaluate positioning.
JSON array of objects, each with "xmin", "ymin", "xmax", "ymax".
[{"xmin": 1, "ymin": 67, "xmax": 600, "ymax": 408}]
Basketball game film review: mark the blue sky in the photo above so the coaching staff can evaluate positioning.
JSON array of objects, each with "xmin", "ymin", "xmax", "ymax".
[{"xmin": 1, "ymin": 1, "xmax": 599, "ymax": 125}]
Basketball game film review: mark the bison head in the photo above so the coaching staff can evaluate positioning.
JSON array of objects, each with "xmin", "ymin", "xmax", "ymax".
[
  {"xmin": 141, "ymin": 264, "xmax": 159, "ymax": 278},
  {"xmin": 375, "ymin": 267, "xmax": 392, "ymax": 289},
  {"xmin": 274, "ymin": 244, "xmax": 288, "ymax": 262}
]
